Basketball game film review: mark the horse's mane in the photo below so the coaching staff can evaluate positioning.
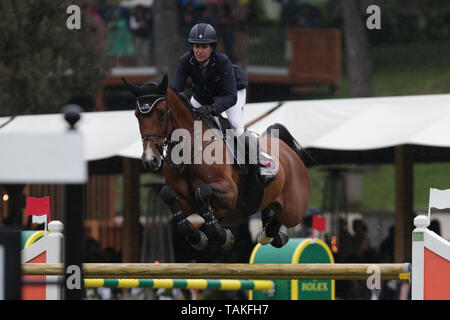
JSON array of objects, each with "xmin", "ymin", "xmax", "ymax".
[
  {"xmin": 176, "ymin": 92, "xmax": 193, "ymax": 110},
  {"xmin": 171, "ymin": 90, "xmax": 233, "ymax": 132}
]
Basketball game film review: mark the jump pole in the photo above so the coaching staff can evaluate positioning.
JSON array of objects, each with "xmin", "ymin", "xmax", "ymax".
[
  {"xmin": 82, "ymin": 279, "xmax": 274, "ymax": 291},
  {"xmin": 22, "ymin": 263, "xmax": 411, "ymax": 280}
]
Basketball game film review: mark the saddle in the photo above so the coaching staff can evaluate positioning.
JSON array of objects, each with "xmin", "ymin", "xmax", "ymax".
[
  {"xmin": 177, "ymin": 92, "xmax": 265, "ymax": 216},
  {"xmin": 212, "ymin": 117, "xmax": 266, "ymax": 216}
]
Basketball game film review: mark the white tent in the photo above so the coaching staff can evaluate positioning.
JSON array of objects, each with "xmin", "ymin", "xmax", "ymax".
[
  {"xmin": 1, "ymin": 94, "xmax": 449, "ymax": 163},
  {"xmin": 248, "ymin": 94, "xmax": 450, "ymax": 150},
  {"xmin": 0, "ymin": 101, "xmax": 276, "ymax": 161}
]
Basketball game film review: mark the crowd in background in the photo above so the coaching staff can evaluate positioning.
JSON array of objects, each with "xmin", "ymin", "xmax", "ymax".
[
  {"xmin": 83, "ymin": 1, "xmax": 245, "ymax": 67},
  {"xmin": 84, "ymin": 3, "xmax": 152, "ymax": 67},
  {"xmin": 83, "ymin": 0, "xmax": 323, "ymax": 68}
]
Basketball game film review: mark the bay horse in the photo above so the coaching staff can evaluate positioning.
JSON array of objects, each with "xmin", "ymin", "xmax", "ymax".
[{"xmin": 122, "ymin": 75, "xmax": 310, "ymax": 250}]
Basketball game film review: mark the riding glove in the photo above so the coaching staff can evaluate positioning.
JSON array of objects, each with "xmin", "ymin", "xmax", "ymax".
[{"xmin": 196, "ymin": 105, "xmax": 216, "ymax": 117}]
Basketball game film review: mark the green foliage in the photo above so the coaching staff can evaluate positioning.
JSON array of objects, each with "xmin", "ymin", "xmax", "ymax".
[
  {"xmin": 367, "ymin": 0, "xmax": 450, "ymax": 45},
  {"xmin": 359, "ymin": 163, "xmax": 450, "ymax": 211},
  {"xmin": 0, "ymin": 0, "xmax": 106, "ymax": 116}
]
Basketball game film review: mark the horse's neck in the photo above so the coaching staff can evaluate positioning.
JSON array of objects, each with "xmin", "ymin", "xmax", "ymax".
[
  {"xmin": 170, "ymin": 100, "xmax": 215, "ymax": 134},
  {"xmin": 171, "ymin": 100, "xmax": 195, "ymax": 131}
]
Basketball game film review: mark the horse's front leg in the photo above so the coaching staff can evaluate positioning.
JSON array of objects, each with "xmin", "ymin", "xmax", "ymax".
[
  {"xmin": 195, "ymin": 183, "xmax": 235, "ymax": 249},
  {"xmin": 159, "ymin": 185, "xmax": 208, "ymax": 250},
  {"xmin": 257, "ymin": 205, "xmax": 289, "ymax": 248}
]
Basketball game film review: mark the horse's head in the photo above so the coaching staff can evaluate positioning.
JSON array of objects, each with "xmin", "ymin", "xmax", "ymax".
[{"xmin": 122, "ymin": 74, "xmax": 170, "ymax": 171}]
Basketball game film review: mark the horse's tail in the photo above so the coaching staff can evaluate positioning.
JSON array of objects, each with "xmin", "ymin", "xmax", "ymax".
[{"xmin": 263, "ymin": 123, "xmax": 317, "ymax": 167}]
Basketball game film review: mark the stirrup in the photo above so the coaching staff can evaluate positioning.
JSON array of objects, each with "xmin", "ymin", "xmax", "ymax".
[
  {"xmin": 259, "ymin": 173, "xmax": 276, "ymax": 187},
  {"xmin": 259, "ymin": 153, "xmax": 277, "ymax": 187}
]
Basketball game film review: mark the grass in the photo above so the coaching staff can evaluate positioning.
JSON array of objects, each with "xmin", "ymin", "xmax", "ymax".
[
  {"xmin": 308, "ymin": 163, "xmax": 450, "ymax": 212},
  {"xmin": 335, "ymin": 41, "xmax": 450, "ymax": 98},
  {"xmin": 372, "ymin": 42, "xmax": 450, "ymax": 96}
]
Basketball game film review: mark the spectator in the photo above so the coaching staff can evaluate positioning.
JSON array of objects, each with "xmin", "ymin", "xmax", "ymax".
[
  {"xmin": 219, "ymin": 3, "xmax": 238, "ymax": 63},
  {"xmin": 396, "ymin": 280, "xmax": 411, "ymax": 300},
  {"xmin": 298, "ymin": 3, "xmax": 321, "ymax": 28},
  {"xmin": 84, "ymin": 4, "xmax": 106, "ymax": 57},
  {"xmin": 280, "ymin": 0, "xmax": 321, "ymax": 28},
  {"xmin": 429, "ymin": 219, "xmax": 441, "ymax": 236},
  {"xmin": 179, "ymin": 2, "xmax": 198, "ymax": 40},
  {"xmin": 105, "ymin": 7, "xmax": 134, "ymax": 66},
  {"xmin": 83, "ymin": 237, "xmax": 104, "ymax": 262},
  {"xmin": 379, "ymin": 225, "xmax": 395, "ymax": 262},
  {"xmin": 200, "ymin": 2, "xmax": 220, "ymax": 28},
  {"xmin": 129, "ymin": 5, "xmax": 152, "ymax": 66},
  {"xmin": 352, "ymin": 219, "xmax": 372, "ymax": 260}
]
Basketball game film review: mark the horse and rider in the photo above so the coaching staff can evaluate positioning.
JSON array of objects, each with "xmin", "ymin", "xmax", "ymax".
[{"xmin": 122, "ymin": 23, "xmax": 310, "ymax": 251}]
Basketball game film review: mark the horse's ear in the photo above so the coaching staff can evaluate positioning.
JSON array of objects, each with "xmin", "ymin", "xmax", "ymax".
[
  {"xmin": 167, "ymin": 88, "xmax": 178, "ymax": 105},
  {"xmin": 121, "ymin": 77, "xmax": 142, "ymax": 97},
  {"xmin": 157, "ymin": 74, "xmax": 168, "ymax": 94}
]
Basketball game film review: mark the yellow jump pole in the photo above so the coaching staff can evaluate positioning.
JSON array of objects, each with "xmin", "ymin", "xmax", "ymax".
[{"xmin": 22, "ymin": 263, "xmax": 411, "ymax": 280}]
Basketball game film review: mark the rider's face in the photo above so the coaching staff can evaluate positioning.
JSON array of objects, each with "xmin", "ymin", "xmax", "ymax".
[{"xmin": 193, "ymin": 43, "xmax": 213, "ymax": 64}]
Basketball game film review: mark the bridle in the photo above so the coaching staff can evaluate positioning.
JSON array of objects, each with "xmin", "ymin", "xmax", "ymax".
[
  {"xmin": 137, "ymin": 93, "xmax": 224, "ymax": 171},
  {"xmin": 136, "ymin": 94, "xmax": 178, "ymax": 168}
]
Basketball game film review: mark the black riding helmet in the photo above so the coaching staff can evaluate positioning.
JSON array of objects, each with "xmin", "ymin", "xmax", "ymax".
[{"xmin": 188, "ymin": 23, "xmax": 217, "ymax": 46}]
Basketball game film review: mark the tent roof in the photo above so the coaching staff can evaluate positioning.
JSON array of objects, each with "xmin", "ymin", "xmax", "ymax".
[
  {"xmin": 0, "ymin": 101, "xmax": 276, "ymax": 162},
  {"xmin": 248, "ymin": 94, "xmax": 450, "ymax": 150},
  {"xmin": 1, "ymin": 94, "xmax": 449, "ymax": 169}
]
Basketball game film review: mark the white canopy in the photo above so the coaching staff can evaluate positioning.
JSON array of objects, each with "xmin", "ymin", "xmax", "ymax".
[
  {"xmin": 248, "ymin": 94, "xmax": 450, "ymax": 150},
  {"xmin": 0, "ymin": 101, "xmax": 276, "ymax": 161},
  {"xmin": 0, "ymin": 94, "xmax": 449, "ymax": 162}
]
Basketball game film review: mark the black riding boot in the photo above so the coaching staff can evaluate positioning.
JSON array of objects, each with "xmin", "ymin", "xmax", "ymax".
[{"xmin": 237, "ymin": 132, "xmax": 276, "ymax": 187}]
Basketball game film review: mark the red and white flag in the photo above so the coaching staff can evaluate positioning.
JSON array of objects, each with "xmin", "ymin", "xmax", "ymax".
[
  {"xmin": 312, "ymin": 215, "xmax": 326, "ymax": 238},
  {"xmin": 26, "ymin": 196, "xmax": 50, "ymax": 225},
  {"xmin": 312, "ymin": 215, "xmax": 326, "ymax": 231}
]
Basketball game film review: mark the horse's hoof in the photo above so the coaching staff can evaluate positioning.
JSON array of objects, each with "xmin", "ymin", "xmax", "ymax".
[
  {"xmin": 257, "ymin": 229, "xmax": 273, "ymax": 245},
  {"xmin": 271, "ymin": 232, "xmax": 289, "ymax": 248},
  {"xmin": 221, "ymin": 228, "xmax": 235, "ymax": 250},
  {"xmin": 190, "ymin": 230, "xmax": 208, "ymax": 251}
]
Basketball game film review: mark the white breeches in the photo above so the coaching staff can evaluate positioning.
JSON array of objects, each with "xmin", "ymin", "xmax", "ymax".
[{"xmin": 190, "ymin": 89, "xmax": 246, "ymax": 136}]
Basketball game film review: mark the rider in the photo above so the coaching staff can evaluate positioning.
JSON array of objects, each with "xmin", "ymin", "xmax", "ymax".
[{"xmin": 173, "ymin": 23, "xmax": 276, "ymax": 186}]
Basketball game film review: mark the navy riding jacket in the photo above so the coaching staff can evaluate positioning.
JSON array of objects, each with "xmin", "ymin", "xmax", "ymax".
[{"xmin": 173, "ymin": 50, "xmax": 248, "ymax": 114}]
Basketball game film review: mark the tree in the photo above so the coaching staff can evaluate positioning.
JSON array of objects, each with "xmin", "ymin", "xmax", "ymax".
[
  {"xmin": 0, "ymin": 1, "xmax": 106, "ymax": 116},
  {"xmin": 152, "ymin": 0, "xmax": 183, "ymax": 85},
  {"xmin": 340, "ymin": 0, "xmax": 373, "ymax": 97}
]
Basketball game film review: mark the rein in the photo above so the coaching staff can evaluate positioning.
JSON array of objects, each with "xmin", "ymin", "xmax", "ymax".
[
  {"xmin": 138, "ymin": 95, "xmax": 180, "ymax": 169},
  {"xmin": 138, "ymin": 95, "xmax": 225, "ymax": 172}
]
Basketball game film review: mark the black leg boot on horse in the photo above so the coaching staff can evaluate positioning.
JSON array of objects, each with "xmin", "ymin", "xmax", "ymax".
[
  {"xmin": 159, "ymin": 186, "xmax": 208, "ymax": 250},
  {"xmin": 195, "ymin": 184, "xmax": 235, "ymax": 249},
  {"xmin": 257, "ymin": 207, "xmax": 290, "ymax": 248},
  {"xmin": 236, "ymin": 132, "xmax": 277, "ymax": 187}
]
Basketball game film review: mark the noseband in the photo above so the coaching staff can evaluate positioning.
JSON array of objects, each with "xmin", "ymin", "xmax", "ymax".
[
  {"xmin": 137, "ymin": 94, "xmax": 184, "ymax": 169},
  {"xmin": 137, "ymin": 94, "xmax": 170, "ymax": 155},
  {"xmin": 137, "ymin": 94, "xmax": 221, "ymax": 171}
]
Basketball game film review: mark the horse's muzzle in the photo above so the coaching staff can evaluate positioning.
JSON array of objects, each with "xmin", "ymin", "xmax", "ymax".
[{"xmin": 142, "ymin": 155, "xmax": 162, "ymax": 171}]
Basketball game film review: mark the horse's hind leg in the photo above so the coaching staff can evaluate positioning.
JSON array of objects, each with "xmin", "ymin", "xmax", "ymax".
[
  {"xmin": 257, "ymin": 206, "xmax": 289, "ymax": 248},
  {"xmin": 195, "ymin": 184, "xmax": 234, "ymax": 249},
  {"xmin": 159, "ymin": 186, "xmax": 208, "ymax": 250}
]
